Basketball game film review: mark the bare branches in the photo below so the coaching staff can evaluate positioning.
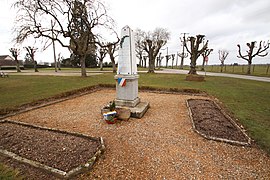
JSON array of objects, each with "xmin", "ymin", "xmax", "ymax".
[
  {"xmin": 24, "ymin": 46, "xmax": 39, "ymax": 72},
  {"xmin": 237, "ymin": 40, "xmax": 269, "ymax": 74},
  {"xmin": 237, "ymin": 41, "xmax": 269, "ymax": 63},
  {"xmin": 218, "ymin": 50, "xmax": 229, "ymax": 64},
  {"xmin": 184, "ymin": 34, "xmax": 209, "ymax": 74},
  {"xmin": 138, "ymin": 27, "xmax": 170, "ymax": 73}
]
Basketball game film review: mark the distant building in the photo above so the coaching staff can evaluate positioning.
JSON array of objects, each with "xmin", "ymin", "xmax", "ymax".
[{"xmin": 0, "ymin": 55, "xmax": 24, "ymax": 70}]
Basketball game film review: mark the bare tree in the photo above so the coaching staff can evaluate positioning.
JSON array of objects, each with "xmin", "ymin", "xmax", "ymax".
[
  {"xmin": 135, "ymin": 28, "xmax": 145, "ymax": 67},
  {"xmin": 177, "ymin": 52, "xmax": 188, "ymax": 69},
  {"xmin": 24, "ymin": 46, "xmax": 38, "ymax": 72},
  {"xmin": 218, "ymin": 50, "xmax": 229, "ymax": 72},
  {"xmin": 96, "ymin": 46, "xmax": 108, "ymax": 71},
  {"xmin": 201, "ymin": 48, "xmax": 213, "ymax": 71},
  {"xmin": 156, "ymin": 52, "xmax": 164, "ymax": 69},
  {"xmin": 165, "ymin": 54, "xmax": 171, "ymax": 68},
  {"xmin": 184, "ymin": 35, "xmax": 208, "ymax": 74},
  {"xmin": 171, "ymin": 54, "xmax": 175, "ymax": 69},
  {"xmin": 9, "ymin": 48, "xmax": 21, "ymax": 72},
  {"xmin": 143, "ymin": 56, "xmax": 147, "ymax": 68},
  {"xmin": 179, "ymin": 33, "xmax": 189, "ymax": 69},
  {"xmin": 237, "ymin": 41, "xmax": 269, "ymax": 74},
  {"xmin": 14, "ymin": 0, "xmax": 116, "ymax": 77},
  {"xmin": 143, "ymin": 28, "xmax": 170, "ymax": 73},
  {"xmin": 106, "ymin": 41, "xmax": 119, "ymax": 73},
  {"xmin": 57, "ymin": 53, "xmax": 63, "ymax": 70}
]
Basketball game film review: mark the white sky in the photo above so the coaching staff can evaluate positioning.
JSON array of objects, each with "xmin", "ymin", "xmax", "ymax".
[{"xmin": 1, "ymin": 0, "xmax": 270, "ymax": 65}]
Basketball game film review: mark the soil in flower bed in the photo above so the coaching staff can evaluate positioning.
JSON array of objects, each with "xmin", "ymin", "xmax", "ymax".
[
  {"xmin": 0, "ymin": 121, "xmax": 101, "ymax": 173},
  {"xmin": 187, "ymin": 99, "xmax": 249, "ymax": 144}
]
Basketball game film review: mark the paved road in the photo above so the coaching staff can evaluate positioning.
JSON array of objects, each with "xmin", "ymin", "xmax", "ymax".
[
  {"xmin": 159, "ymin": 69, "xmax": 270, "ymax": 82},
  {"xmin": 2, "ymin": 69, "xmax": 270, "ymax": 82}
]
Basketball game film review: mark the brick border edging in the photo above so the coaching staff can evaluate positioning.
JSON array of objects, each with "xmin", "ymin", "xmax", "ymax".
[
  {"xmin": 0, "ymin": 119, "xmax": 105, "ymax": 179},
  {"xmin": 186, "ymin": 99, "xmax": 251, "ymax": 146}
]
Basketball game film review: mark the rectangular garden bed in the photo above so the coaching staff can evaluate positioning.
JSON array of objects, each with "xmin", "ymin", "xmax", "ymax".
[
  {"xmin": 0, "ymin": 119, "xmax": 105, "ymax": 178},
  {"xmin": 186, "ymin": 99, "xmax": 251, "ymax": 146}
]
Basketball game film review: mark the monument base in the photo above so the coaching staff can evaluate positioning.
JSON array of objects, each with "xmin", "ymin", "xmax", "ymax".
[
  {"xmin": 127, "ymin": 101, "xmax": 150, "ymax": 119},
  {"xmin": 101, "ymin": 101, "xmax": 149, "ymax": 119},
  {"xmin": 114, "ymin": 98, "xmax": 150, "ymax": 119},
  {"xmin": 114, "ymin": 97, "xmax": 140, "ymax": 107}
]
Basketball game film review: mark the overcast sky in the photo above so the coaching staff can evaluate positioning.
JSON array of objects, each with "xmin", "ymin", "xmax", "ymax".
[{"xmin": 1, "ymin": 0, "xmax": 270, "ymax": 65}]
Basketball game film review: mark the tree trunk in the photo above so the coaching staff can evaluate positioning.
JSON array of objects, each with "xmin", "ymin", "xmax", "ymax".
[
  {"xmin": 139, "ymin": 58, "xmax": 142, "ymax": 67},
  {"xmin": 247, "ymin": 61, "xmax": 252, "ymax": 75},
  {"xmin": 180, "ymin": 57, "xmax": 184, "ymax": 69},
  {"xmin": 220, "ymin": 64, "xmax": 224, "ymax": 73},
  {"xmin": 188, "ymin": 55, "xmax": 197, "ymax": 75},
  {"xmin": 34, "ymin": 61, "xmax": 38, "ymax": 72},
  {"xmin": 148, "ymin": 52, "xmax": 155, "ymax": 73},
  {"xmin": 201, "ymin": 59, "xmax": 205, "ymax": 71},
  {"xmin": 109, "ymin": 53, "xmax": 117, "ymax": 73},
  {"xmin": 15, "ymin": 60, "xmax": 21, "ymax": 72},
  {"xmin": 144, "ymin": 58, "xmax": 147, "ymax": 68},
  {"xmin": 112, "ymin": 62, "xmax": 117, "ymax": 73},
  {"xmin": 100, "ymin": 59, "xmax": 103, "ymax": 71},
  {"xmin": 80, "ymin": 55, "xmax": 87, "ymax": 77}
]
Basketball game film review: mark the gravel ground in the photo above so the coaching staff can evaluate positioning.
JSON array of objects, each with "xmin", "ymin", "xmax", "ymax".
[{"xmin": 6, "ymin": 89, "xmax": 270, "ymax": 179}]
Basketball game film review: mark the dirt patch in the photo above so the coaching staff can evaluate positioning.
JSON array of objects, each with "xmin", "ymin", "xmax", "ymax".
[
  {"xmin": 0, "ymin": 120, "xmax": 104, "ymax": 178},
  {"xmin": 187, "ymin": 99, "xmax": 250, "ymax": 145}
]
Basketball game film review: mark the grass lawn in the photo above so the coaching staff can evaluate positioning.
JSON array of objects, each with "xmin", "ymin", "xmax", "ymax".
[
  {"xmin": 0, "ymin": 163, "xmax": 23, "ymax": 180},
  {"xmin": 0, "ymin": 73, "xmax": 270, "ymax": 177}
]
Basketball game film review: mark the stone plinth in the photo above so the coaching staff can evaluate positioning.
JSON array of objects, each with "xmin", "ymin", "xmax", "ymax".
[
  {"xmin": 114, "ymin": 74, "xmax": 139, "ymax": 104},
  {"xmin": 114, "ymin": 74, "xmax": 149, "ymax": 118}
]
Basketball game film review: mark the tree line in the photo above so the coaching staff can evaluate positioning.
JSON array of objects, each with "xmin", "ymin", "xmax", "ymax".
[{"xmin": 11, "ymin": 0, "xmax": 269, "ymax": 76}]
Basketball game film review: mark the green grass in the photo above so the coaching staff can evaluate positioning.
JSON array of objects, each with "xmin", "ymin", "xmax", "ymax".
[
  {"xmin": 0, "ymin": 74, "xmax": 113, "ymax": 109},
  {"xmin": 0, "ymin": 73, "xmax": 270, "ymax": 176},
  {"xmin": 0, "ymin": 163, "xmax": 23, "ymax": 180},
  {"xmin": 203, "ymin": 64, "xmax": 270, "ymax": 77}
]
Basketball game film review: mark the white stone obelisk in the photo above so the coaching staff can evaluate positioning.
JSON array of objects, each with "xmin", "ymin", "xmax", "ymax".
[
  {"xmin": 117, "ymin": 26, "xmax": 138, "ymax": 75},
  {"xmin": 114, "ymin": 25, "xmax": 149, "ymax": 118},
  {"xmin": 115, "ymin": 25, "xmax": 139, "ymax": 107}
]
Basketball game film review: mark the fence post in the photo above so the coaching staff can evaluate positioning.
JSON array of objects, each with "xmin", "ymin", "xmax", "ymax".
[
  {"xmin": 266, "ymin": 64, "xmax": 270, "ymax": 75},
  {"xmin": 242, "ymin": 65, "xmax": 244, "ymax": 73},
  {"xmin": 253, "ymin": 65, "xmax": 255, "ymax": 74}
]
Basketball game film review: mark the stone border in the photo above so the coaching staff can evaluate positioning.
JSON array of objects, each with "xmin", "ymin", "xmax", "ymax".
[
  {"xmin": 0, "ymin": 119, "xmax": 105, "ymax": 179},
  {"xmin": 186, "ymin": 99, "xmax": 251, "ymax": 146}
]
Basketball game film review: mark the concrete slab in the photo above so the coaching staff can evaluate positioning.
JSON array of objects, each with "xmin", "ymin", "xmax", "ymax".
[{"xmin": 128, "ymin": 101, "xmax": 150, "ymax": 119}]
